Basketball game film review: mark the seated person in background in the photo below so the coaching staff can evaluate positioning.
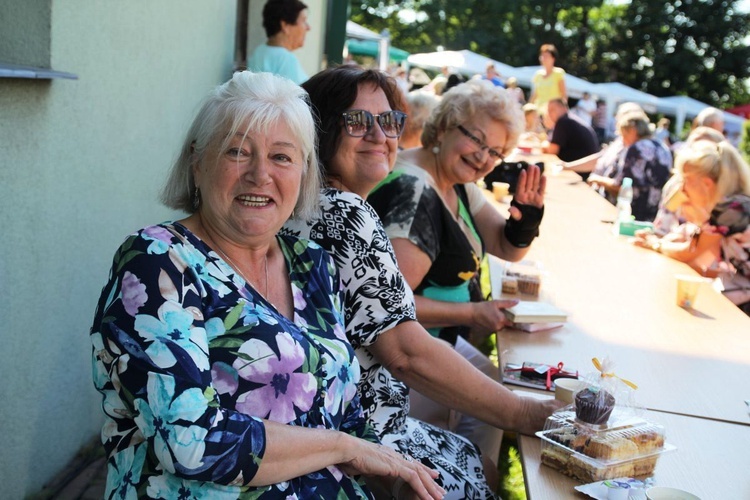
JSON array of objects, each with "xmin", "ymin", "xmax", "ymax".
[
  {"xmin": 542, "ymin": 98, "xmax": 600, "ymax": 175},
  {"xmin": 89, "ymin": 71, "xmax": 442, "ymax": 500},
  {"xmin": 572, "ymin": 91, "xmax": 597, "ymax": 127},
  {"xmin": 442, "ymin": 72, "xmax": 465, "ymax": 94},
  {"xmin": 400, "ymin": 90, "xmax": 440, "ymax": 150},
  {"xmin": 654, "ymin": 117, "xmax": 671, "ymax": 146},
  {"xmin": 633, "ymin": 140, "xmax": 750, "ymax": 315},
  {"xmin": 587, "ymin": 110, "xmax": 672, "ymax": 222},
  {"xmin": 368, "ymin": 79, "xmax": 552, "ymax": 479},
  {"xmin": 520, "ymin": 103, "xmax": 546, "ymax": 143},
  {"xmin": 283, "ymin": 66, "xmax": 561, "ymax": 499},
  {"xmin": 572, "ymin": 101, "xmax": 646, "ymax": 175},
  {"xmin": 593, "ymin": 99, "xmax": 608, "ymax": 144},
  {"xmin": 506, "ymin": 76, "xmax": 525, "ymax": 103},
  {"xmin": 247, "ymin": 0, "xmax": 310, "ymax": 84},
  {"xmin": 483, "ymin": 63, "xmax": 505, "ymax": 87},
  {"xmin": 694, "ymin": 106, "xmax": 725, "ymax": 135},
  {"xmin": 652, "ymin": 126, "xmax": 726, "ymax": 236}
]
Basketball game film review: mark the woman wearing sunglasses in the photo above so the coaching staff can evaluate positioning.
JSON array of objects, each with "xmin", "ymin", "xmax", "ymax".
[
  {"xmin": 368, "ymin": 79, "xmax": 547, "ymax": 475},
  {"xmin": 283, "ymin": 66, "xmax": 559, "ymax": 499}
]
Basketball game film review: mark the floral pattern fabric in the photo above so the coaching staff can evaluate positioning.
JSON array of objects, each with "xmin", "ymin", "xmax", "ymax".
[
  {"xmin": 598, "ymin": 138, "xmax": 673, "ymax": 222},
  {"xmin": 705, "ymin": 194, "xmax": 750, "ymax": 313},
  {"xmin": 90, "ymin": 222, "xmax": 375, "ymax": 499},
  {"xmin": 282, "ymin": 189, "xmax": 495, "ymax": 500}
]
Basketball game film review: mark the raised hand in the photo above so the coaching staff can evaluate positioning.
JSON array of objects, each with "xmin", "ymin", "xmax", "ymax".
[{"xmin": 511, "ymin": 164, "xmax": 546, "ymax": 220}]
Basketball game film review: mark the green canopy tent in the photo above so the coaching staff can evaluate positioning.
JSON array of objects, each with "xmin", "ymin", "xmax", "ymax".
[{"xmin": 346, "ymin": 39, "xmax": 410, "ymax": 63}]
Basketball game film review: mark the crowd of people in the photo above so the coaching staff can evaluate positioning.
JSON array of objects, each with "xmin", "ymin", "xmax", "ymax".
[{"xmin": 89, "ymin": 2, "xmax": 750, "ymax": 497}]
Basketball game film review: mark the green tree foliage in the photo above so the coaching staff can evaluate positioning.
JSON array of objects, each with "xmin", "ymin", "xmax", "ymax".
[
  {"xmin": 350, "ymin": 0, "xmax": 750, "ymax": 108},
  {"xmin": 739, "ymin": 120, "xmax": 750, "ymax": 163}
]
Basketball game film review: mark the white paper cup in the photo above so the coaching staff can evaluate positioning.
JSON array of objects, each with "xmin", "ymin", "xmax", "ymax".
[
  {"xmin": 554, "ymin": 378, "xmax": 585, "ymax": 404},
  {"xmin": 676, "ymin": 274, "xmax": 705, "ymax": 308},
  {"xmin": 492, "ymin": 182, "xmax": 510, "ymax": 201},
  {"xmin": 645, "ymin": 486, "xmax": 701, "ymax": 500}
]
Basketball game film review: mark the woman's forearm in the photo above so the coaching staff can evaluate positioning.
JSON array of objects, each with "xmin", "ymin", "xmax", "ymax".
[
  {"xmin": 412, "ymin": 295, "xmax": 475, "ymax": 329},
  {"xmin": 371, "ymin": 321, "xmax": 560, "ymax": 435},
  {"xmin": 252, "ymin": 423, "xmax": 352, "ymax": 485}
]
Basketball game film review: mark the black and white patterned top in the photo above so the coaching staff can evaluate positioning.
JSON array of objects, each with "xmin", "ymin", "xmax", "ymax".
[
  {"xmin": 282, "ymin": 188, "xmax": 496, "ymax": 498},
  {"xmin": 282, "ymin": 188, "xmax": 416, "ymax": 436}
]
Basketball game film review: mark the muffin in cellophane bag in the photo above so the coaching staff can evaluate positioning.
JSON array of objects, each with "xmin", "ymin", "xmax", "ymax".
[{"xmin": 538, "ymin": 358, "xmax": 675, "ymax": 483}]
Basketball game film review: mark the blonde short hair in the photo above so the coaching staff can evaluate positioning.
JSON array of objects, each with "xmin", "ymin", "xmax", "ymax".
[{"xmin": 421, "ymin": 79, "xmax": 523, "ymax": 155}]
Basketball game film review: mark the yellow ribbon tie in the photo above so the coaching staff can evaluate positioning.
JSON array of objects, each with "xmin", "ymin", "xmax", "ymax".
[{"xmin": 592, "ymin": 357, "xmax": 638, "ymax": 390}]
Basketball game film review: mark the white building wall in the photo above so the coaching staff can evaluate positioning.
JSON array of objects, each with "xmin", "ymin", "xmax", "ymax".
[{"xmin": 0, "ymin": 1, "xmax": 236, "ymax": 496}]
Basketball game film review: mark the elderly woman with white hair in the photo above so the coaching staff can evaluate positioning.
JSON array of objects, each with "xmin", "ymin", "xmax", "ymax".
[{"xmin": 89, "ymin": 71, "xmax": 444, "ymax": 500}]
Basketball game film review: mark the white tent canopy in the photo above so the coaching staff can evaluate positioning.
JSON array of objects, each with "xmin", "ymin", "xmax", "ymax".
[
  {"xmin": 656, "ymin": 95, "xmax": 747, "ymax": 135},
  {"xmin": 346, "ymin": 20, "xmax": 381, "ymax": 41},
  {"xmin": 407, "ymin": 50, "xmax": 516, "ymax": 79},
  {"xmin": 594, "ymin": 82, "xmax": 659, "ymax": 113}
]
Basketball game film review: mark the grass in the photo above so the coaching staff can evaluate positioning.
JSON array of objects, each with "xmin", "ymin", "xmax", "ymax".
[{"xmin": 497, "ymin": 437, "xmax": 527, "ymax": 500}]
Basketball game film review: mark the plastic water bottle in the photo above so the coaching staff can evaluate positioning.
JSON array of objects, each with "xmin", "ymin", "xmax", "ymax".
[{"xmin": 614, "ymin": 177, "xmax": 633, "ymax": 234}]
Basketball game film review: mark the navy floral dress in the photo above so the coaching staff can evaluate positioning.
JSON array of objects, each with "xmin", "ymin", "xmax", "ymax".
[{"xmin": 90, "ymin": 222, "xmax": 376, "ymax": 499}]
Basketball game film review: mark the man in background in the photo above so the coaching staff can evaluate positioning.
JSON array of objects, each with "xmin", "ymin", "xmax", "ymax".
[{"xmin": 542, "ymin": 98, "xmax": 600, "ymax": 178}]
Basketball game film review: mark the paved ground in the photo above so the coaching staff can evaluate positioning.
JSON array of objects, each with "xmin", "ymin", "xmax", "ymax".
[{"xmin": 52, "ymin": 457, "xmax": 107, "ymax": 500}]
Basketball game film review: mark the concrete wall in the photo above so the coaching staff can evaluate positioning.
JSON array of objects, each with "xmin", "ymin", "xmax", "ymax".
[
  {"xmin": 246, "ymin": 0, "xmax": 326, "ymax": 78},
  {"xmin": 0, "ymin": 0, "xmax": 53, "ymax": 67},
  {"xmin": 0, "ymin": 1, "xmax": 236, "ymax": 496}
]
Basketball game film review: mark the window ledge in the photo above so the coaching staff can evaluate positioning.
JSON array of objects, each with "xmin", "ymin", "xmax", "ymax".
[{"xmin": 0, "ymin": 62, "xmax": 77, "ymax": 80}]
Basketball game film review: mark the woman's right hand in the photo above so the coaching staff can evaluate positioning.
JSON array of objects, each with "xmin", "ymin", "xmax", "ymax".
[
  {"xmin": 470, "ymin": 299, "xmax": 519, "ymax": 336},
  {"xmin": 338, "ymin": 438, "xmax": 445, "ymax": 500}
]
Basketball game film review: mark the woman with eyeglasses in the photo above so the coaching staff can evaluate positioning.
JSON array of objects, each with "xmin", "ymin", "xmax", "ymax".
[
  {"xmin": 368, "ymin": 79, "xmax": 547, "ymax": 473},
  {"xmin": 283, "ymin": 66, "xmax": 559, "ymax": 499}
]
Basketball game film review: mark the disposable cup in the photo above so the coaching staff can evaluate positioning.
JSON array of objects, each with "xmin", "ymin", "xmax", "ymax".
[
  {"xmin": 554, "ymin": 378, "xmax": 585, "ymax": 404},
  {"xmin": 645, "ymin": 486, "xmax": 701, "ymax": 500},
  {"xmin": 675, "ymin": 274, "xmax": 704, "ymax": 308},
  {"xmin": 492, "ymin": 182, "xmax": 510, "ymax": 201}
]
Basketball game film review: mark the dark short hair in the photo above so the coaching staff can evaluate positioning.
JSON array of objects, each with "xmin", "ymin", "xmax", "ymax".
[
  {"xmin": 539, "ymin": 43, "xmax": 558, "ymax": 60},
  {"xmin": 262, "ymin": 0, "xmax": 308, "ymax": 38},
  {"xmin": 301, "ymin": 65, "xmax": 405, "ymax": 176}
]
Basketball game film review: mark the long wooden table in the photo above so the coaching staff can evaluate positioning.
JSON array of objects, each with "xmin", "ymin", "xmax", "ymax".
[
  {"xmin": 492, "ymin": 169, "xmax": 750, "ymax": 425},
  {"xmin": 484, "ymin": 165, "xmax": 750, "ymax": 498},
  {"xmin": 516, "ymin": 397, "xmax": 750, "ymax": 499}
]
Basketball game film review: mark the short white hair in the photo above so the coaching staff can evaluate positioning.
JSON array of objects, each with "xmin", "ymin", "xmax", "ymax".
[{"xmin": 161, "ymin": 71, "xmax": 321, "ymax": 221}]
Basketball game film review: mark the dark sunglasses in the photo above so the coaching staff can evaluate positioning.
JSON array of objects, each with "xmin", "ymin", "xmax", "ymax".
[
  {"xmin": 457, "ymin": 125, "xmax": 504, "ymax": 161},
  {"xmin": 342, "ymin": 109, "xmax": 407, "ymax": 138}
]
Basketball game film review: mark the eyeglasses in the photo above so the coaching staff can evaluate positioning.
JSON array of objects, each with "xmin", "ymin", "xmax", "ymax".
[
  {"xmin": 457, "ymin": 125, "xmax": 504, "ymax": 161},
  {"xmin": 342, "ymin": 109, "xmax": 407, "ymax": 138}
]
